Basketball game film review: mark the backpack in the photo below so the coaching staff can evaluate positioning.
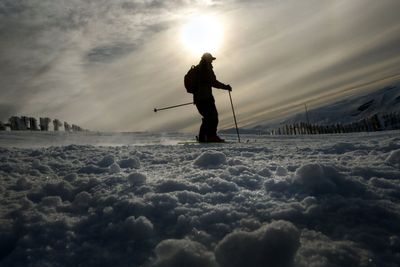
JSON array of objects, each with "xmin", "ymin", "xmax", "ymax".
[{"xmin": 184, "ymin": 65, "xmax": 198, "ymax": 94}]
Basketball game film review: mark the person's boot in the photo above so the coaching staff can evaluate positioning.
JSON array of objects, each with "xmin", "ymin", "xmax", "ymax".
[
  {"xmin": 197, "ymin": 135, "xmax": 207, "ymax": 142},
  {"xmin": 207, "ymin": 135, "xmax": 225, "ymax": 143}
]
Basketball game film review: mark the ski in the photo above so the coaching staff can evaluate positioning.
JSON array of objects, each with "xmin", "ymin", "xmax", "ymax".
[
  {"xmin": 177, "ymin": 141, "xmax": 232, "ymax": 145},
  {"xmin": 177, "ymin": 138, "xmax": 233, "ymax": 145}
]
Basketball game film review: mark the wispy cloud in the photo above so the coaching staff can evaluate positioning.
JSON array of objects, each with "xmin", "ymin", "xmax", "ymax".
[{"xmin": 1, "ymin": 0, "xmax": 399, "ymax": 131}]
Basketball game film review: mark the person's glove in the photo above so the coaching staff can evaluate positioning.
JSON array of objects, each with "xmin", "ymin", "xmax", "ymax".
[{"xmin": 226, "ymin": 84, "xmax": 232, "ymax": 91}]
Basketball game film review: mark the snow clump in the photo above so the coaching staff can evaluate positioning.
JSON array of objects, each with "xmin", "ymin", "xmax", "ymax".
[
  {"xmin": 32, "ymin": 181, "xmax": 74, "ymax": 201},
  {"xmin": 265, "ymin": 163, "xmax": 366, "ymax": 196},
  {"xmin": 293, "ymin": 163, "xmax": 366, "ymax": 195},
  {"xmin": 124, "ymin": 216, "xmax": 154, "ymax": 239},
  {"xmin": 386, "ymin": 149, "xmax": 400, "ymax": 167},
  {"xmin": 119, "ymin": 157, "xmax": 140, "ymax": 169},
  {"xmin": 296, "ymin": 230, "xmax": 374, "ymax": 266},
  {"xmin": 98, "ymin": 154, "xmax": 115, "ymax": 167},
  {"xmin": 127, "ymin": 172, "xmax": 147, "ymax": 186},
  {"xmin": 275, "ymin": 166, "xmax": 288, "ymax": 176},
  {"xmin": 40, "ymin": 196, "xmax": 62, "ymax": 207},
  {"xmin": 152, "ymin": 239, "xmax": 218, "ymax": 267},
  {"xmin": 109, "ymin": 162, "xmax": 121, "ymax": 173},
  {"xmin": 15, "ymin": 177, "xmax": 32, "ymax": 190},
  {"xmin": 194, "ymin": 151, "xmax": 227, "ymax": 168},
  {"xmin": 293, "ymin": 163, "xmax": 338, "ymax": 194},
  {"xmin": 215, "ymin": 220, "xmax": 300, "ymax": 267},
  {"xmin": 32, "ymin": 159, "xmax": 51, "ymax": 173},
  {"xmin": 78, "ymin": 164, "xmax": 107, "ymax": 174},
  {"xmin": 64, "ymin": 173, "xmax": 77, "ymax": 182},
  {"xmin": 258, "ymin": 167, "xmax": 273, "ymax": 177},
  {"xmin": 72, "ymin": 191, "xmax": 92, "ymax": 211}
]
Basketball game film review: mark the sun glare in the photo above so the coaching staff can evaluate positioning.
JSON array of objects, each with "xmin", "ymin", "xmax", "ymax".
[{"xmin": 181, "ymin": 15, "xmax": 224, "ymax": 56}]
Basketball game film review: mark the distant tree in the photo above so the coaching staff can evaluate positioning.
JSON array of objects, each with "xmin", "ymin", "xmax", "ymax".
[
  {"xmin": 53, "ymin": 119, "xmax": 62, "ymax": 131},
  {"xmin": 28, "ymin": 117, "xmax": 39, "ymax": 130},
  {"xmin": 40, "ymin": 117, "xmax": 51, "ymax": 131},
  {"xmin": 9, "ymin": 117, "xmax": 24, "ymax": 130},
  {"xmin": 21, "ymin": 116, "xmax": 30, "ymax": 130},
  {"xmin": 64, "ymin": 122, "xmax": 71, "ymax": 132}
]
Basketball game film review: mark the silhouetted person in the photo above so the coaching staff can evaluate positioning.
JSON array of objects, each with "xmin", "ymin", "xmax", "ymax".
[{"xmin": 193, "ymin": 53, "xmax": 232, "ymax": 142}]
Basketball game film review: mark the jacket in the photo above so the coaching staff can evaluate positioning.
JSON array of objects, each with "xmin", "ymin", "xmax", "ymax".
[{"xmin": 193, "ymin": 60, "xmax": 228, "ymax": 103}]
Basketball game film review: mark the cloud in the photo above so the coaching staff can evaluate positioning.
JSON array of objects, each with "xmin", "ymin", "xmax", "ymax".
[
  {"xmin": 86, "ymin": 43, "xmax": 137, "ymax": 63},
  {"xmin": 1, "ymin": 0, "xmax": 400, "ymax": 130}
]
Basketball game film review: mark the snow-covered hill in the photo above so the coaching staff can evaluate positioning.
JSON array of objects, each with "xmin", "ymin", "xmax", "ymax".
[
  {"xmin": 1, "ymin": 131, "xmax": 400, "ymax": 266},
  {"xmin": 283, "ymin": 83, "xmax": 400, "ymax": 125}
]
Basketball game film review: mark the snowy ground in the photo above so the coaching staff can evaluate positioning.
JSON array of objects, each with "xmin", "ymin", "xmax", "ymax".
[{"xmin": 1, "ymin": 131, "xmax": 400, "ymax": 267}]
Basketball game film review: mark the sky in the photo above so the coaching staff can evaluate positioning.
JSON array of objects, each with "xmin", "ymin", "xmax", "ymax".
[{"xmin": 1, "ymin": 0, "xmax": 400, "ymax": 132}]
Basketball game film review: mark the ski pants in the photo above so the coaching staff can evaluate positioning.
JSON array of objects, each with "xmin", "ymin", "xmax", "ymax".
[{"xmin": 195, "ymin": 100, "xmax": 219, "ymax": 138}]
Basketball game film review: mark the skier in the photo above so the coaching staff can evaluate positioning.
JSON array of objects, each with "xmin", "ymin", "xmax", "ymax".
[{"xmin": 193, "ymin": 52, "xmax": 232, "ymax": 142}]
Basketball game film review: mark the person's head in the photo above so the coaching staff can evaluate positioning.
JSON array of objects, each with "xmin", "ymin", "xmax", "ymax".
[{"xmin": 201, "ymin": 52, "xmax": 216, "ymax": 63}]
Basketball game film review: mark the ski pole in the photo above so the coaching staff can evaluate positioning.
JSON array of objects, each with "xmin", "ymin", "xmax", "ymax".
[
  {"xmin": 228, "ymin": 91, "xmax": 241, "ymax": 143},
  {"xmin": 154, "ymin": 102, "xmax": 194, "ymax": 113}
]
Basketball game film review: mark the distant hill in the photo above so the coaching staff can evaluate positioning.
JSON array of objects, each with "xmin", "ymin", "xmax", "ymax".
[
  {"xmin": 281, "ymin": 83, "xmax": 400, "ymax": 125},
  {"xmin": 221, "ymin": 83, "xmax": 400, "ymax": 134}
]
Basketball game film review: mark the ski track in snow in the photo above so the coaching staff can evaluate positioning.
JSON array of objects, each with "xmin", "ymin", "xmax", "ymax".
[{"xmin": 0, "ymin": 131, "xmax": 400, "ymax": 267}]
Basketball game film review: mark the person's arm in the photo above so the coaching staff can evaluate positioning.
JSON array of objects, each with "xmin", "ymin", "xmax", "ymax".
[
  {"xmin": 211, "ymin": 70, "xmax": 232, "ymax": 91},
  {"xmin": 212, "ymin": 80, "xmax": 231, "ymax": 90}
]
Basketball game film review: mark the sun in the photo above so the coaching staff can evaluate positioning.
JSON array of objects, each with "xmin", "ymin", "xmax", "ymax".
[{"xmin": 181, "ymin": 14, "xmax": 224, "ymax": 56}]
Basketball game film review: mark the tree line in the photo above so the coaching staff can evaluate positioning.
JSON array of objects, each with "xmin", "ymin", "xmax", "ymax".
[
  {"xmin": 270, "ymin": 112, "xmax": 400, "ymax": 135},
  {"xmin": 0, "ymin": 116, "xmax": 87, "ymax": 132}
]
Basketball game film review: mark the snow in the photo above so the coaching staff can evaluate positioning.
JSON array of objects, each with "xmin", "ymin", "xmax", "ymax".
[
  {"xmin": 109, "ymin": 162, "xmax": 121, "ymax": 174},
  {"xmin": 1, "ymin": 130, "xmax": 400, "ymax": 266},
  {"xmin": 386, "ymin": 149, "xmax": 400, "ymax": 167},
  {"xmin": 127, "ymin": 172, "xmax": 147, "ymax": 186},
  {"xmin": 119, "ymin": 157, "xmax": 140, "ymax": 169},
  {"xmin": 98, "ymin": 155, "xmax": 115, "ymax": 167},
  {"xmin": 215, "ymin": 220, "xmax": 300, "ymax": 267},
  {"xmin": 153, "ymin": 239, "xmax": 218, "ymax": 267},
  {"xmin": 194, "ymin": 150, "xmax": 227, "ymax": 168}
]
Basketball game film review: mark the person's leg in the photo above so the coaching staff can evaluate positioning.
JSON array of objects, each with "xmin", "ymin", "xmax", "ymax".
[
  {"xmin": 196, "ymin": 102, "xmax": 209, "ymax": 141},
  {"xmin": 196, "ymin": 101, "xmax": 219, "ymax": 141},
  {"xmin": 199, "ymin": 118, "xmax": 208, "ymax": 141},
  {"xmin": 205, "ymin": 102, "xmax": 224, "ymax": 142},
  {"xmin": 207, "ymin": 102, "xmax": 219, "ymax": 137}
]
